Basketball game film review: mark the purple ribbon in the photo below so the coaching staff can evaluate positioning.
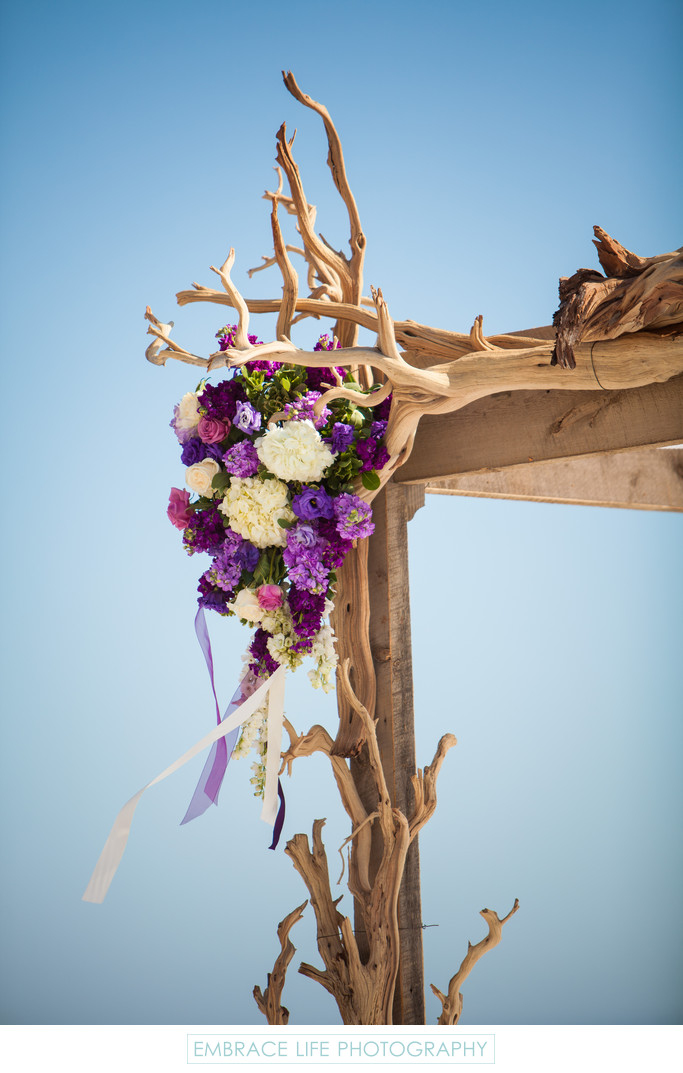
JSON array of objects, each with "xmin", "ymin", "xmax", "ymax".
[
  {"xmin": 181, "ymin": 608, "xmax": 287, "ymax": 846},
  {"xmin": 181, "ymin": 608, "xmax": 239, "ymax": 824}
]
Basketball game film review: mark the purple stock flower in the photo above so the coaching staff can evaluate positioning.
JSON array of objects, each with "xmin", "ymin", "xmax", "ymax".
[
  {"xmin": 288, "ymin": 586, "xmax": 326, "ymax": 648},
  {"xmin": 199, "ymin": 378, "xmax": 246, "ymax": 423},
  {"xmin": 283, "ymin": 391, "xmax": 330, "ymax": 430},
  {"xmin": 333, "ymin": 493, "xmax": 374, "ymax": 541},
  {"xmin": 183, "ymin": 502, "xmax": 227, "ymax": 555},
  {"xmin": 356, "ymin": 437, "xmax": 378, "ymax": 472},
  {"xmin": 374, "ymin": 444, "xmax": 390, "ymax": 470},
  {"xmin": 330, "ymin": 422, "xmax": 355, "ymax": 453},
  {"xmin": 370, "ymin": 420, "xmax": 388, "ymax": 439},
  {"xmin": 206, "ymin": 529, "xmax": 247, "ymax": 592},
  {"xmin": 283, "ymin": 523, "xmax": 329, "ymax": 593},
  {"xmin": 223, "ymin": 440, "xmax": 260, "ymax": 478},
  {"xmin": 197, "ymin": 573, "xmax": 231, "ymax": 613},
  {"xmin": 375, "ymin": 393, "xmax": 392, "ymax": 421},
  {"xmin": 292, "ymin": 485, "xmax": 335, "ymax": 521},
  {"xmin": 237, "ymin": 542, "xmax": 260, "ymax": 572},
  {"xmin": 233, "ymin": 400, "xmax": 262, "ymax": 435},
  {"xmin": 249, "ymin": 628, "xmax": 280, "ymax": 677}
]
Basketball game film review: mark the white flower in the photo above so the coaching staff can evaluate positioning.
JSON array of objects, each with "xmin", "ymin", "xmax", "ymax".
[
  {"xmin": 227, "ymin": 588, "xmax": 263, "ymax": 622},
  {"xmin": 220, "ymin": 476, "xmax": 294, "ymax": 548},
  {"xmin": 185, "ymin": 458, "xmax": 220, "ymax": 498},
  {"xmin": 176, "ymin": 391, "xmax": 201, "ymax": 431},
  {"xmin": 255, "ymin": 420, "xmax": 334, "ymax": 483}
]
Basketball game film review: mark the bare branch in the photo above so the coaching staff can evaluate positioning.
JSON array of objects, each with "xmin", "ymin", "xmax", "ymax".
[
  {"xmin": 253, "ymin": 900, "xmax": 307, "ymax": 1025},
  {"xmin": 209, "ymin": 248, "xmax": 251, "ymax": 349},
  {"xmin": 270, "ymin": 198, "xmax": 299, "ymax": 339},
  {"xmin": 409, "ymin": 733, "xmax": 457, "ymax": 842},
  {"xmin": 144, "ymin": 306, "xmax": 208, "ymax": 368},
  {"xmin": 430, "ymin": 900, "xmax": 520, "ymax": 1025}
]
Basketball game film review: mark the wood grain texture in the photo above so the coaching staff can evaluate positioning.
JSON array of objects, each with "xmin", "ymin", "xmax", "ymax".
[
  {"xmin": 395, "ymin": 374, "xmax": 683, "ymax": 484},
  {"xmin": 425, "ymin": 448, "xmax": 683, "ymax": 511},
  {"xmin": 350, "ymin": 483, "xmax": 426, "ymax": 1025}
]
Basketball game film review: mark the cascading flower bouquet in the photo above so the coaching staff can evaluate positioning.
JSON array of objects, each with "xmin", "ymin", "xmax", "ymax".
[{"xmin": 166, "ymin": 327, "xmax": 391, "ymax": 813}]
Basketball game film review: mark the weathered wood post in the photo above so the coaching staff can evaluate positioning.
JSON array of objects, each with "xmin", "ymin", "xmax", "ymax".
[{"xmin": 350, "ymin": 482, "xmax": 426, "ymax": 1024}]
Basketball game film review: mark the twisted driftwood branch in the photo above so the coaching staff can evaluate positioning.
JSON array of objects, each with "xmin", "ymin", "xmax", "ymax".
[
  {"xmin": 281, "ymin": 660, "xmax": 454, "ymax": 1024},
  {"xmin": 430, "ymin": 899, "xmax": 520, "ymax": 1025},
  {"xmin": 253, "ymin": 899, "xmax": 308, "ymax": 1025}
]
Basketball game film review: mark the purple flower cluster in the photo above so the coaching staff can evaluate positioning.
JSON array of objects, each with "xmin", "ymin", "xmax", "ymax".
[
  {"xmin": 197, "ymin": 573, "xmax": 231, "ymax": 613},
  {"xmin": 283, "ymin": 391, "xmax": 330, "ymax": 430},
  {"xmin": 207, "ymin": 529, "xmax": 253, "ymax": 592},
  {"xmin": 330, "ymin": 421, "xmax": 355, "ymax": 454},
  {"xmin": 283, "ymin": 523, "xmax": 329, "ymax": 593},
  {"xmin": 222, "ymin": 439, "xmax": 260, "ymax": 478},
  {"xmin": 305, "ymin": 333, "xmax": 346, "ymax": 392},
  {"xmin": 183, "ymin": 502, "xmax": 228, "ymax": 555},
  {"xmin": 288, "ymin": 586, "xmax": 327, "ymax": 652},
  {"xmin": 333, "ymin": 493, "xmax": 375, "ymax": 541},
  {"xmin": 248, "ymin": 628, "xmax": 280, "ymax": 677},
  {"xmin": 199, "ymin": 378, "xmax": 246, "ymax": 423},
  {"xmin": 356, "ymin": 437, "xmax": 390, "ymax": 473}
]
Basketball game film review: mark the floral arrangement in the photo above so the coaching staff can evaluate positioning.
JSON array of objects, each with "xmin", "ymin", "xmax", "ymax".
[{"xmin": 167, "ymin": 328, "xmax": 391, "ymax": 797}]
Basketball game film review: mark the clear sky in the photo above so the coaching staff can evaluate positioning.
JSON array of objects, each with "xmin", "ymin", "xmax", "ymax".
[{"xmin": 0, "ymin": 0, "xmax": 681, "ymax": 1028}]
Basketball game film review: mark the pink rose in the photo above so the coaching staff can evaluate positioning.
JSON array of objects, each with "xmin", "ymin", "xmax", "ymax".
[
  {"xmin": 198, "ymin": 415, "xmax": 229, "ymax": 444},
  {"xmin": 257, "ymin": 584, "xmax": 284, "ymax": 610},
  {"xmin": 167, "ymin": 487, "xmax": 193, "ymax": 530}
]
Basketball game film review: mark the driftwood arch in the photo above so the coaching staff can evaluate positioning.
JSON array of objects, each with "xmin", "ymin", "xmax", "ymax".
[{"xmin": 146, "ymin": 71, "xmax": 682, "ymax": 1024}]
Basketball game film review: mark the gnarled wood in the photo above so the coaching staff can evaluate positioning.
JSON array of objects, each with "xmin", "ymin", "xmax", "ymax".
[
  {"xmin": 430, "ymin": 900, "xmax": 519, "ymax": 1025},
  {"xmin": 253, "ymin": 900, "xmax": 307, "ymax": 1025},
  {"xmin": 282, "ymin": 661, "xmax": 455, "ymax": 1024}
]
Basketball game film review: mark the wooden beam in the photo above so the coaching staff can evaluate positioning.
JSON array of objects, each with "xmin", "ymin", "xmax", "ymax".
[
  {"xmin": 395, "ymin": 374, "xmax": 683, "ymax": 484},
  {"xmin": 351, "ymin": 482, "xmax": 426, "ymax": 1025},
  {"xmin": 425, "ymin": 448, "xmax": 683, "ymax": 512}
]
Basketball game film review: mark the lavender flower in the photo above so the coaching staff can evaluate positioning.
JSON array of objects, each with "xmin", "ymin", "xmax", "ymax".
[
  {"xmin": 292, "ymin": 485, "xmax": 335, "ymax": 521},
  {"xmin": 249, "ymin": 628, "xmax": 280, "ymax": 677},
  {"xmin": 223, "ymin": 440, "xmax": 260, "ymax": 478},
  {"xmin": 333, "ymin": 493, "xmax": 375, "ymax": 541},
  {"xmin": 283, "ymin": 523, "xmax": 329, "ymax": 593},
  {"xmin": 234, "ymin": 400, "xmax": 262, "ymax": 435},
  {"xmin": 206, "ymin": 530, "xmax": 247, "ymax": 592}
]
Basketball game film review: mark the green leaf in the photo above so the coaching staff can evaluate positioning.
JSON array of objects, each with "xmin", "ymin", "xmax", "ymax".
[
  {"xmin": 280, "ymin": 376, "xmax": 291, "ymax": 392},
  {"xmin": 277, "ymin": 517, "xmax": 296, "ymax": 529},
  {"xmin": 211, "ymin": 472, "xmax": 230, "ymax": 492},
  {"xmin": 361, "ymin": 470, "xmax": 381, "ymax": 491}
]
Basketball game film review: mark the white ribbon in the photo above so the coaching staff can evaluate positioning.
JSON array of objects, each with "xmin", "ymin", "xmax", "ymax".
[{"xmin": 82, "ymin": 665, "xmax": 286, "ymax": 904}]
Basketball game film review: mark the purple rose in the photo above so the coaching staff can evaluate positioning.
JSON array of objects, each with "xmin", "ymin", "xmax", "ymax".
[
  {"xmin": 292, "ymin": 485, "xmax": 335, "ymax": 521},
  {"xmin": 180, "ymin": 437, "xmax": 208, "ymax": 466},
  {"xmin": 234, "ymin": 401, "xmax": 262, "ymax": 435}
]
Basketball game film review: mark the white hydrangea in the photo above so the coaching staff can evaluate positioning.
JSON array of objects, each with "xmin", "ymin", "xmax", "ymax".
[
  {"xmin": 220, "ymin": 476, "xmax": 294, "ymax": 548},
  {"xmin": 255, "ymin": 420, "xmax": 335, "ymax": 483}
]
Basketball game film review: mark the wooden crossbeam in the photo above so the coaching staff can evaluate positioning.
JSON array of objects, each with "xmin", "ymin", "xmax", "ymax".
[
  {"xmin": 395, "ymin": 375, "xmax": 683, "ymax": 485},
  {"xmin": 425, "ymin": 448, "xmax": 683, "ymax": 512}
]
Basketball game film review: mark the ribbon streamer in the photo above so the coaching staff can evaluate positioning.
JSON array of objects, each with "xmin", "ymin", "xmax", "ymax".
[{"xmin": 82, "ymin": 665, "xmax": 286, "ymax": 904}]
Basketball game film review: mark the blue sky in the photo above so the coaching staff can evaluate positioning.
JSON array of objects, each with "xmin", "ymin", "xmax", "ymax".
[{"xmin": 0, "ymin": 0, "xmax": 681, "ymax": 1028}]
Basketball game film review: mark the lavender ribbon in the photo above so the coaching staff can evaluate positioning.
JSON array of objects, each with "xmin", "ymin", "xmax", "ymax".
[
  {"xmin": 181, "ymin": 608, "xmax": 240, "ymax": 824},
  {"xmin": 182, "ymin": 607, "xmax": 286, "ymax": 845}
]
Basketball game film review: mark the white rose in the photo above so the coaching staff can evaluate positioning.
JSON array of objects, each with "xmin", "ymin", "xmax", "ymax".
[
  {"xmin": 185, "ymin": 458, "xmax": 220, "ymax": 498},
  {"xmin": 176, "ymin": 391, "xmax": 201, "ymax": 431},
  {"xmin": 255, "ymin": 420, "xmax": 334, "ymax": 483},
  {"xmin": 227, "ymin": 588, "xmax": 264, "ymax": 622}
]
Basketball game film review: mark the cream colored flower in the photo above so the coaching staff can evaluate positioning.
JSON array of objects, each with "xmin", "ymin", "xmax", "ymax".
[
  {"xmin": 185, "ymin": 458, "xmax": 220, "ymax": 498},
  {"xmin": 227, "ymin": 588, "xmax": 264, "ymax": 622},
  {"xmin": 176, "ymin": 391, "xmax": 201, "ymax": 431},
  {"xmin": 219, "ymin": 476, "xmax": 294, "ymax": 548},
  {"xmin": 255, "ymin": 420, "xmax": 334, "ymax": 483}
]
